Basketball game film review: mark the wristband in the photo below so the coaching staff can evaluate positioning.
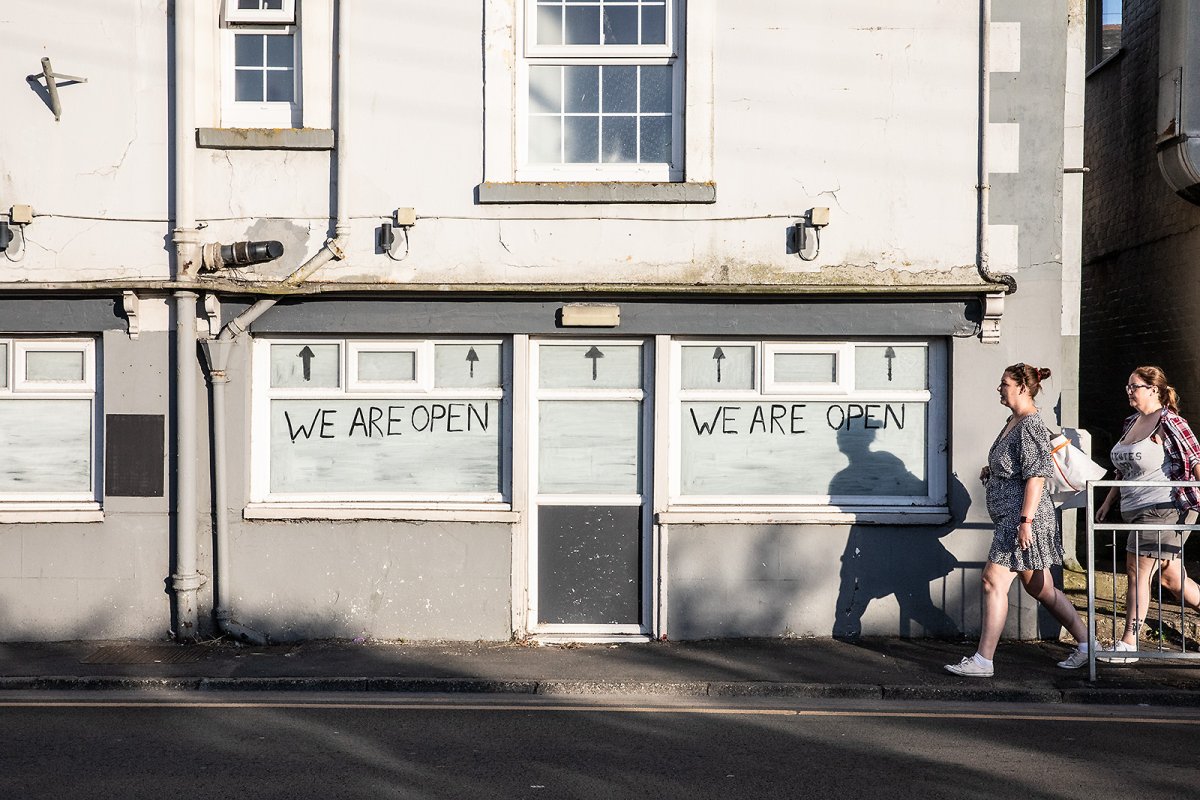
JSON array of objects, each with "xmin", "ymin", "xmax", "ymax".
[{"xmin": 1019, "ymin": 515, "xmax": 1033, "ymax": 524}]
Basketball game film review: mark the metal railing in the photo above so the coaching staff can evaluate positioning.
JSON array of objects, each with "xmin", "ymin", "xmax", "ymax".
[{"xmin": 1085, "ymin": 479, "xmax": 1200, "ymax": 681}]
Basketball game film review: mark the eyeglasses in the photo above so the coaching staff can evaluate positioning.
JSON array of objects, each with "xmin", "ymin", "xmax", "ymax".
[{"xmin": 1126, "ymin": 384, "xmax": 1153, "ymax": 392}]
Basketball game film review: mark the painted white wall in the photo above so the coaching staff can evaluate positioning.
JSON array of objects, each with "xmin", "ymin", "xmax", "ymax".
[{"xmin": 2, "ymin": 0, "xmax": 980, "ymax": 285}]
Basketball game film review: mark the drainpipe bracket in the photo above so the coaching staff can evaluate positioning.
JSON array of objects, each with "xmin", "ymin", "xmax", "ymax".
[{"xmin": 171, "ymin": 572, "xmax": 207, "ymax": 592}]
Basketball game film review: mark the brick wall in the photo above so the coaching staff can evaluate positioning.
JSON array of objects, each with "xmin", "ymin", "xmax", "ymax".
[{"xmin": 1081, "ymin": 0, "xmax": 1200, "ymax": 454}]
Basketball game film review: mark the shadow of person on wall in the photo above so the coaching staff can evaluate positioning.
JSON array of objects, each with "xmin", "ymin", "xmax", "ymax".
[{"xmin": 829, "ymin": 425, "xmax": 960, "ymax": 639}]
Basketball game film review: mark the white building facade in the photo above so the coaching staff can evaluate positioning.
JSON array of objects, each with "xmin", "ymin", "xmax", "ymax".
[{"xmin": 0, "ymin": 0, "xmax": 1085, "ymax": 643}]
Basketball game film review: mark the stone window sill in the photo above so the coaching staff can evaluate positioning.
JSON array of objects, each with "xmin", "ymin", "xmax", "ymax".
[
  {"xmin": 477, "ymin": 182, "xmax": 716, "ymax": 205},
  {"xmin": 196, "ymin": 128, "xmax": 335, "ymax": 150}
]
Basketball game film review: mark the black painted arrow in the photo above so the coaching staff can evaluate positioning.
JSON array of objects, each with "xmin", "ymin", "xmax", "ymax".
[
  {"xmin": 298, "ymin": 346, "xmax": 315, "ymax": 381},
  {"xmin": 585, "ymin": 346, "xmax": 604, "ymax": 381},
  {"xmin": 883, "ymin": 346, "xmax": 896, "ymax": 381},
  {"xmin": 466, "ymin": 347, "xmax": 479, "ymax": 378},
  {"xmin": 713, "ymin": 346, "xmax": 726, "ymax": 383}
]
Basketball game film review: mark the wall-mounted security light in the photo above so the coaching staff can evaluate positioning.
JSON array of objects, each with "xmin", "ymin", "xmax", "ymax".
[
  {"xmin": 200, "ymin": 239, "xmax": 284, "ymax": 272},
  {"xmin": 796, "ymin": 206, "xmax": 830, "ymax": 262},
  {"xmin": 383, "ymin": 207, "xmax": 417, "ymax": 261}
]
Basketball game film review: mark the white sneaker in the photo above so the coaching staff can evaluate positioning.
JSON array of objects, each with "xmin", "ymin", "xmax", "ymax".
[
  {"xmin": 1097, "ymin": 640, "xmax": 1140, "ymax": 664},
  {"xmin": 1056, "ymin": 648, "xmax": 1089, "ymax": 669},
  {"xmin": 944, "ymin": 656, "xmax": 993, "ymax": 677}
]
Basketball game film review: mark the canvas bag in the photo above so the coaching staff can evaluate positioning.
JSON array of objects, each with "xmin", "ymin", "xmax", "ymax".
[{"xmin": 1048, "ymin": 429, "xmax": 1107, "ymax": 508}]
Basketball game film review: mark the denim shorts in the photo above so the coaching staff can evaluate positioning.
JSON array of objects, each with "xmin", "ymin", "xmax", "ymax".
[{"xmin": 1122, "ymin": 505, "xmax": 1197, "ymax": 559}]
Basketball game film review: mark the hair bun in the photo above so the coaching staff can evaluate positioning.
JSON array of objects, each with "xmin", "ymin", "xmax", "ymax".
[{"xmin": 1037, "ymin": 367, "xmax": 1051, "ymax": 380}]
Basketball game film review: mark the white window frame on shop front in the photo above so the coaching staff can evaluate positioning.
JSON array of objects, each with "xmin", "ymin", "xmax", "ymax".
[
  {"xmin": 0, "ymin": 337, "xmax": 101, "ymax": 512},
  {"xmin": 249, "ymin": 337, "xmax": 511, "ymax": 512},
  {"xmin": 517, "ymin": 0, "xmax": 684, "ymax": 181},
  {"xmin": 666, "ymin": 338, "xmax": 948, "ymax": 514}
]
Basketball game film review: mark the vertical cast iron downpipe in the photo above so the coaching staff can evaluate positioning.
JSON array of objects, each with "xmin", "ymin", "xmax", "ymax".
[
  {"xmin": 977, "ymin": 0, "xmax": 1017, "ymax": 294},
  {"xmin": 201, "ymin": 0, "xmax": 351, "ymax": 644},
  {"xmin": 171, "ymin": 0, "xmax": 205, "ymax": 639}
]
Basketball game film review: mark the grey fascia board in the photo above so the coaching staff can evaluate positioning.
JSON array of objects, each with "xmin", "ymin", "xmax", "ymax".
[
  {"xmin": 477, "ymin": 181, "xmax": 717, "ymax": 204},
  {"xmin": 196, "ymin": 128, "xmax": 336, "ymax": 150}
]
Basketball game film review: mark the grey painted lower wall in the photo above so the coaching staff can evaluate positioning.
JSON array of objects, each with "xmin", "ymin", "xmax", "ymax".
[{"xmin": 224, "ymin": 521, "xmax": 513, "ymax": 642}]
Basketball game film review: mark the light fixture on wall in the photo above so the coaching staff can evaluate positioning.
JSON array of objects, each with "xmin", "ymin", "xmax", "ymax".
[
  {"xmin": 796, "ymin": 206, "xmax": 830, "ymax": 262},
  {"xmin": 383, "ymin": 207, "xmax": 416, "ymax": 261}
]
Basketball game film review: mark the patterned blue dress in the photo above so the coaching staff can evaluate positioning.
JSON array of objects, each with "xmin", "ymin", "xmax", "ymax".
[{"xmin": 985, "ymin": 413, "xmax": 1061, "ymax": 571}]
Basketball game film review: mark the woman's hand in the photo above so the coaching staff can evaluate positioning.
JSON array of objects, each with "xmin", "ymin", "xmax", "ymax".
[
  {"xmin": 1017, "ymin": 521, "xmax": 1033, "ymax": 550},
  {"xmin": 979, "ymin": 466, "xmax": 990, "ymax": 484},
  {"xmin": 1095, "ymin": 503, "xmax": 1110, "ymax": 523}
]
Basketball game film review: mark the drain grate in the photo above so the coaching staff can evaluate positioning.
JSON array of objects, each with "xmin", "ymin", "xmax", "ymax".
[{"xmin": 81, "ymin": 645, "xmax": 211, "ymax": 665}]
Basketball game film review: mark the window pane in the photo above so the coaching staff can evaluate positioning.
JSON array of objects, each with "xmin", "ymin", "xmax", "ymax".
[
  {"xmin": 539, "ymin": 344, "xmax": 642, "ymax": 389},
  {"xmin": 357, "ymin": 351, "xmax": 416, "ymax": 383},
  {"xmin": 529, "ymin": 115, "xmax": 564, "ymax": 162},
  {"xmin": 435, "ymin": 344, "xmax": 502, "ymax": 388},
  {"xmin": 539, "ymin": 401, "xmax": 640, "ymax": 494},
  {"xmin": 270, "ymin": 343, "xmax": 340, "ymax": 388},
  {"xmin": 238, "ymin": 1, "xmax": 259, "ymax": 11},
  {"xmin": 265, "ymin": 70, "xmax": 294, "ymax": 102},
  {"xmin": 529, "ymin": 66, "xmax": 562, "ymax": 113},
  {"xmin": 681, "ymin": 345, "xmax": 754, "ymax": 390},
  {"xmin": 774, "ymin": 352, "xmax": 836, "ymax": 383},
  {"xmin": 640, "ymin": 115, "xmax": 671, "ymax": 163},
  {"xmin": 234, "ymin": 34, "xmax": 264, "ymax": 67},
  {"xmin": 265, "ymin": 34, "xmax": 293, "ymax": 67},
  {"xmin": 264, "ymin": 0, "xmax": 283, "ymax": 9},
  {"xmin": 602, "ymin": 65, "xmax": 636, "ymax": 113},
  {"xmin": 564, "ymin": 116, "xmax": 598, "ymax": 162},
  {"xmin": 564, "ymin": 65, "xmax": 598, "ymax": 113},
  {"xmin": 235, "ymin": 69, "xmax": 263, "ymax": 101},
  {"xmin": 270, "ymin": 399, "xmax": 501, "ymax": 494},
  {"xmin": 641, "ymin": 4, "xmax": 666, "ymax": 44},
  {"xmin": 25, "ymin": 350, "xmax": 84, "ymax": 382},
  {"xmin": 603, "ymin": 6, "xmax": 638, "ymax": 44},
  {"xmin": 536, "ymin": 4, "xmax": 563, "ymax": 45},
  {"xmin": 0, "ymin": 343, "xmax": 8, "ymax": 389},
  {"xmin": 855, "ymin": 346, "xmax": 927, "ymax": 391},
  {"xmin": 0, "ymin": 399, "xmax": 92, "ymax": 493},
  {"xmin": 639, "ymin": 65, "xmax": 672, "ymax": 113},
  {"xmin": 564, "ymin": 5, "xmax": 600, "ymax": 44},
  {"xmin": 601, "ymin": 116, "xmax": 637, "ymax": 162},
  {"xmin": 681, "ymin": 401, "xmax": 927, "ymax": 496}
]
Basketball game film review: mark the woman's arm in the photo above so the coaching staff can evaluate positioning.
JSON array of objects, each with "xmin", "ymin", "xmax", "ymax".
[
  {"xmin": 1096, "ymin": 486, "xmax": 1120, "ymax": 521},
  {"xmin": 1017, "ymin": 476, "xmax": 1045, "ymax": 550}
]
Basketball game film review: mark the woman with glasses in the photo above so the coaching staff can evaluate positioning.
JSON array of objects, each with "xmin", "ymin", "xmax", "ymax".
[
  {"xmin": 945, "ymin": 363, "xmax": 1089, "ymax": 677},
  {"xmin": 1095, "ymin": 366, "xmax": 1200, "ymax": 661}
]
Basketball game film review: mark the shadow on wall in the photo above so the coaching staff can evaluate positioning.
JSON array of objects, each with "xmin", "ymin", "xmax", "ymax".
[{"xmin": 830, "ymin": 427, "xmax": 962, "ymax": 639}]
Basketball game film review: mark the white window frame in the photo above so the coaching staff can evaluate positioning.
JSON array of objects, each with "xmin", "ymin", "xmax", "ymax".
[
  {"xmin": 762, "ymin": 342, "xmax": 852, "ymax": 396},
  {"xmin": 250, "ymin": 337, "xmax": 511, "ymax": 509},
  {"xmin": 668, "ymin": 338, "xmax": 947, "ymax": 511},
  {"xmin": 225, "ymin": 0, "xmax": 296, "ymax": 25},
  {"xmin": 0, "ymin": 337, "xmax": 101, "ymax": 509},
  {"xmin": 515, "ymin": 0, "xmax": 685, "ymax": 182},
  {"xmin": 346, "ymin": 342, "xmax": 430, "ymax": 393},
  {"xmin": 221, "ymin": 11, "xmax": 301, "ymax": 128}
]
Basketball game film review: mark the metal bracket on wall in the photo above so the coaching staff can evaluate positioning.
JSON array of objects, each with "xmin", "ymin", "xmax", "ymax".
[
  {"xmin": 980, "ymin": 292, "xmax": 1005, "ymax": 344},
  {"xmin": 28, "ymin": 57, "xmax": 87, "ymax": 121},
  {"xmin": 122, "ymin": 291, "xmax": 140, "ymax": 340}
]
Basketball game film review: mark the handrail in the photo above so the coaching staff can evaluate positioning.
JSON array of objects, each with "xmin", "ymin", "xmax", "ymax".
[{"xmin": 1085, "ymin": 479, "xmax": 1200, "ymax": 681}]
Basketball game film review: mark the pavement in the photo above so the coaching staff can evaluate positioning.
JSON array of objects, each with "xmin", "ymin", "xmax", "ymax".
[{"xmin": 4, "ymin": 636, "xmax": 1200, "ymax": 706}]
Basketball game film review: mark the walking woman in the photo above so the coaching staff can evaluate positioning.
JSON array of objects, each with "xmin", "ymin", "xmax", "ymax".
[
  {"xmin": 1095, "ymin": 366, "xmax": 1200, "ymax": 661},
  {"xmin": 945, "ymin": 363, "xmax": 1089, "ymax": 677}
]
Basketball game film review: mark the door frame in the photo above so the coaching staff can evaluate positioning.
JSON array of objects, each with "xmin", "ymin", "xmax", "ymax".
[{"xmin": 524, "ymin": 336, "xmax": 656, "ymax": 638}]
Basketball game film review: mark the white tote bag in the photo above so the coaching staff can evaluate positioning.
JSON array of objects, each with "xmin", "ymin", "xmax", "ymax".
[{"xmin": 1048, "ymin": 429, "xmax": 1107, "ymax": 508}]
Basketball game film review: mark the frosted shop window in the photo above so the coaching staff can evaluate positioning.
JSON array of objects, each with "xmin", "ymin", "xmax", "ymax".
[
  {"xmin": 0, "ymin": 338, "xmax": 99, "ymax": 504},
  {"xmin": 251, "ymin": 338, "xmax": 508, "ymax": 503},
  {"xmin": 671, "ymin": 340, "xmax": 947, "ymax": 507}
]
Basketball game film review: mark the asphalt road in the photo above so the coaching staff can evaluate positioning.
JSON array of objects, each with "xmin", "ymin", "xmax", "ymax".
[{"xmin": 2, "ymin": 692, "xmax": 1198, "ymax": 800}]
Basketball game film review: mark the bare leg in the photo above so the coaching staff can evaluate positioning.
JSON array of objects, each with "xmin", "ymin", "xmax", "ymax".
[
  {"xmin": 1019, "ymin": 568, "xmax": 1087, "ymax": 644},
  {"xmin": 1121, "ymin": 553, "xmax": 1159, "ymax": 646},
  {"xmin": 1153, "ymin": 558, "xmax": 1200, "ymax": 609},
  {"xmin": 977, "ymin": 562, "xmax": 1019, "ymax": 660}
]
